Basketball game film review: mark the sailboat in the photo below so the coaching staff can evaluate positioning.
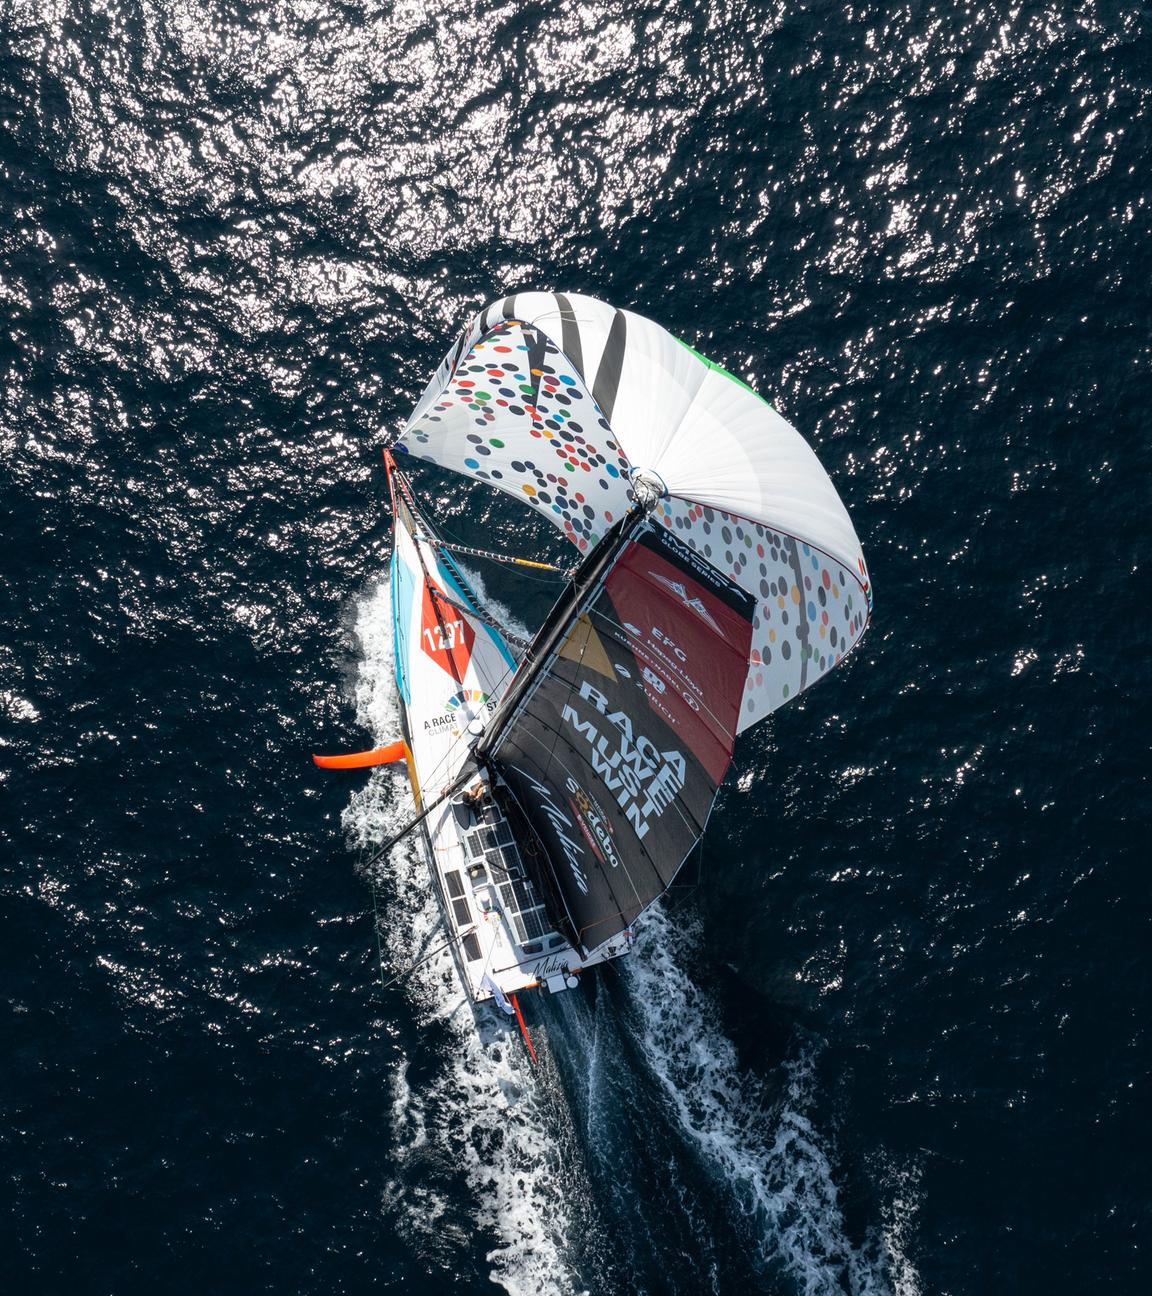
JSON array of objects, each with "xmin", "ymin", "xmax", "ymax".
[{"xmin": 317, "ymin": 292, "xmax": 871, "ymax": 1034}]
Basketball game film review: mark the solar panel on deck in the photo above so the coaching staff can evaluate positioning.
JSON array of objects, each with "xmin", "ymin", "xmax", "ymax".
[
  {"xmin": 445, "ymin": 871, "xmax": 464, "ymax": 898},
  {"xmin": 463, "ymin": 808, "xmax": 557, "ymax": 950},
  {"xmin": 462, "ymin": 932, "xmax": 481, "ymax": 962},
  {"xmin": 451, "ymin": 898, "xmax": 471, "ymax": 927}
]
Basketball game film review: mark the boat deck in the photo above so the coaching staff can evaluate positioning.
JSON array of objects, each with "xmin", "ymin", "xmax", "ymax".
[
  {"xmin": 423, "ymin": 789, "xmax": 585, "ymax": 1002},
  {"xmin": 389, "ymin": 465, "xmax": 632, "ymax": 1009}
]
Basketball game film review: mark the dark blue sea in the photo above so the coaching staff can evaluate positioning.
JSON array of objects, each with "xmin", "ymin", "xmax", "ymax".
[{"xmin": 2, "ymin": 1, "xmax": 1148, "ymax": 1292}]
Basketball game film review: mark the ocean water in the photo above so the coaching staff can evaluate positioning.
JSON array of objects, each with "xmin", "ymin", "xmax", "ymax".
[{"xmin": 2, "ymin": 1, "xmax": 1148, "ymax": 1293}]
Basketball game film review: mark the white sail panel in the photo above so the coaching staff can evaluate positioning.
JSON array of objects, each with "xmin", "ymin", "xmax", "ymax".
[{"xmin": 652, "ymin": 497, "xmax": 870, "ymax": 731}]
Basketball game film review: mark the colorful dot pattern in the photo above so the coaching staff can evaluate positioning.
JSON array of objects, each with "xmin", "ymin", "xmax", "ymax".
[
  {"xmin": 653, "ymin": 497, "xmax": 871, "ymax": 730},
  {"xmin": 398, "ymin": 321, "xmax": 634, "ymax": 553}
]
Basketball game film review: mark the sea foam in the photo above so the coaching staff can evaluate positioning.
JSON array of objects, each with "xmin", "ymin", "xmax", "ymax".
[{"xmin": 342, "ymin": 575, "xmax": 590, "ymax": 1296}]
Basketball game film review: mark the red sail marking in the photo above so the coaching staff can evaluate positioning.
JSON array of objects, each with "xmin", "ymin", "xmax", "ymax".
[
  {"xmin": 419, "ymin": 579, "xmax": 476, "ymax": 679},
  {"xmin": 604, "ymin": 541, "xmax": 754, "ymax": 785}
]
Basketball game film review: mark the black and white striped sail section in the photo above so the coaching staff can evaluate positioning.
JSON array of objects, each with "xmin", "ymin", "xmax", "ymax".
[{"xmin": 395, "ymin": 291, "xmax": 872, "ymax": 734}]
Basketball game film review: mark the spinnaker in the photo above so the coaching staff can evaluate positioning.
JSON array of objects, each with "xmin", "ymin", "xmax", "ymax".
[{"xmin": 393, "ymin": 292, "xmax": 871, "ymax": 958}]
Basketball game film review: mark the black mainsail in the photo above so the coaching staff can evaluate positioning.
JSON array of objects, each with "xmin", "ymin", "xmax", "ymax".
[{"xmin": 478, "ymin": 507, "xmax": 756, "ymax": 953}]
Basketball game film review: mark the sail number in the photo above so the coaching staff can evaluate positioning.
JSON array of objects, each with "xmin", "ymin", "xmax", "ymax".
[{"xmin": 423, "ymin": 619, "xmax": 466, "ymax": 653}]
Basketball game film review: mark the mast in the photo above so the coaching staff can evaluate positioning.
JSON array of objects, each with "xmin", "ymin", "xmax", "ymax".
[{"xmin": 387, "ymin": 451, "xmax": 479, "ymax": 698}]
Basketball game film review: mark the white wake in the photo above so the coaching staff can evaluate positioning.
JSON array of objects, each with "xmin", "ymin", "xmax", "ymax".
[
  {"xmin": 341, "ymin": 569, "xmax": 918, "ymax": 1296},
  {"xmin": 625, "ymin": 904, "xmax": 921, "ymax": 1296}
]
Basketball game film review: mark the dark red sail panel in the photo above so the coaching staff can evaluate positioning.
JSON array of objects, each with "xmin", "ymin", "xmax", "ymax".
[{"xmin": 603, "ymin": 526, "xmax": 753, "ymax": 784}]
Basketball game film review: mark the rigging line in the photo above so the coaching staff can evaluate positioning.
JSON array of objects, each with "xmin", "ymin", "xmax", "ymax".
[
  {"xmin": 449, "ymin": 544, "xmax": 571, "ymax": 587},
  {"xmin": 362, "ymin": 779, "xmax": 468, "ymax": 870},
  {"xmin": 655, "ymin": 871, "xmax": 705, "ymax": 926},
  {"xmin": 427, "ymin": 583, "xmax": 533, "ymax": 652},
  {"xmin": 470, "ymin": 561, "xmax": 572, "ymax": 588},
  {"xmin": 378, "ymin": 928, "xmax": 471, "ymax": 992},
  {"xmin": 417, "ymin": 535, "xmax": 570, "ymax": 577},
  {"xmin": 393, "ymin": 463, "xmax": 568, "ymax": 581},
  {"xmin": 399, "ymin": 492, "xmax": 534, "ymax": 651}
]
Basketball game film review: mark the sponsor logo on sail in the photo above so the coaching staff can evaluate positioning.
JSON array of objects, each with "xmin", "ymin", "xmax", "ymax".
[
  {"xmin": 423, "ymin": 687, "xmax": 496, "ymax": 734},
  {"xmin": 513, "ymin": 766, "xmax": 591, "ymax": 896},
  {"xmin": 647, "ymin": 570, "xmax": 722, "ymax": 633},
  {"xmin": 565, "ymin": 778, "xmax": 622, "ymax": 869},
  {"xmin": 561, "ymin": 680, "xmax": 686, "ymax": 841},
  {"xmin": 641, "ymin": 666, "xmax": 666, "ymax": 694}
]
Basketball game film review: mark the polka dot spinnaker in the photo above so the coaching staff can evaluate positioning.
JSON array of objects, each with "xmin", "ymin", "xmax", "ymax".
[{"xmin": 395, "ymin": 291, "xmax": 871, "ymax": 734}]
